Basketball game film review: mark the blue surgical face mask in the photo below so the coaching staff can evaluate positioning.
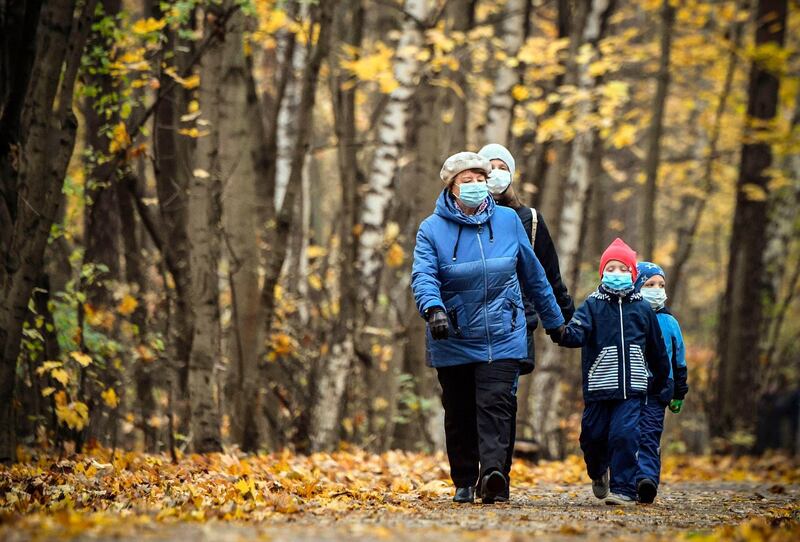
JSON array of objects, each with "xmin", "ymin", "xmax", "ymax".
[
  {"xmin": 602, "ymin": 271, "xmax": 633, "ymax": 292},
  {"xmin": 640, "ymin": 286, "xmax": 667, "ymax": 309},
  {"xmin": 457, "ymin": 182, "xmax": 489, "ymax": 207}
]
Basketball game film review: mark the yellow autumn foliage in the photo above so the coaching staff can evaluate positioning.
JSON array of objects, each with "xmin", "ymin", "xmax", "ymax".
[
  {"xmin": 55, "ymin": 400, "xmax": 89, "ymax": 430},
  {"xmin": 116, "ymin": 295, "xmax": 138, "ymax": 316},
  {"xmin": 340, "ymin": 41, "xmax": 399, "ymax": 94},
  {"xmin": 101, "ymin": 388, "xmax": 119, "ymax": 409},
  {"xmin": 385, "ymin": 243, "xmax": 405, "ymax": 268},
  {"xmin": 131, "ymin": 17, "xmax": 166, "ymax": 35}
]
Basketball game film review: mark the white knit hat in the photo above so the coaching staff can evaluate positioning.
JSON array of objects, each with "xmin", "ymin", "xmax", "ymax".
[
  {"xmin": 439, "ymin": 151, "xmax": 492, "ymax": 183},
  {"xmin": 478, "ymin": 143, "xmax": 516, "ymax": 176}
]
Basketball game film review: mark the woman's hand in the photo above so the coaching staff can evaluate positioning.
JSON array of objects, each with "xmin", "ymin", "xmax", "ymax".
[
  {"xmin": 545, "ymin": 325, "xmax": 565, "ymax": 344},
  {"xmin": 427, "ymin": 308, "xmax": 449, "ymax": 340}
]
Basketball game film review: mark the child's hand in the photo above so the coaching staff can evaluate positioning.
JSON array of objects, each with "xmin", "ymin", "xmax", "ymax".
[{"xmin": 668, "ymin": 399, "xmax": 683, "ymax": 414}]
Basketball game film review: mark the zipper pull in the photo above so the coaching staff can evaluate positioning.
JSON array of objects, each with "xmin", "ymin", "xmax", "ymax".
[{"xmin": 478, "ymin": 225, "xmax": 483, "ymax": 234}]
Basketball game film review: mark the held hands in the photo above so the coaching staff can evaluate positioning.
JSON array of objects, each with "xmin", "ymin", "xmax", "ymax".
[
  {"xmin": 427, "ymin": 308, "xmax": 449, "ymax": 340},
  {"xmin": 668, "ymin": 399, "xmax": 683, "ymax": 414},
  {"xmin": 545, "ymin": 325, "xmax": 565, "ymax": 344}
]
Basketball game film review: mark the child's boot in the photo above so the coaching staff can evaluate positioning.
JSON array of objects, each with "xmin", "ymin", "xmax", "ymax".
[
  {"xmin": 637, "ymin": 478, "xmax": 658, "ymax": 504},
  {"xmin": 605, "ymin": 493, "xmax": 636, "ymax": 506},
  {"xmin": 592, "ymin": 469, "xmax": 609, "ymax": 499}
]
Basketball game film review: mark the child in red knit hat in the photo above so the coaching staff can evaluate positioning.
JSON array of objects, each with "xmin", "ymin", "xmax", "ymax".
[{"xmin": 550, "ymin": 238, "xmax": 671, "ymax": 505}]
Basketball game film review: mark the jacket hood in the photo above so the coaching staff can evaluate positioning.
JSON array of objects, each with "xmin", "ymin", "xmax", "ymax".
[
  {"xmin": 596, "ymin": 284, "xmax": 642, "ymax": 303},
  {"xmin": 434, "ymin": 188, "xmax": 495, "ymax": 226}
]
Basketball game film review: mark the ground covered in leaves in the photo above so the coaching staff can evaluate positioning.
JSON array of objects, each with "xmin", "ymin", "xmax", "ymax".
[{"xmin": 1, "ymin": 448, "xmax": 799, "ymax": 541}]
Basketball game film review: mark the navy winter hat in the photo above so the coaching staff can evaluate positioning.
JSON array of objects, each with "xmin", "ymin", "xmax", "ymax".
[{"xmin": 635, "ymin": 261, "xmax": 665, "ymax": 291}]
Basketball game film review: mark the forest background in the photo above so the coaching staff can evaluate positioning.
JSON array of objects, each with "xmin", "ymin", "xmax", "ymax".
[{"xmin": 1, "ymin": 0, "xmax": 799, "ymax": 465}]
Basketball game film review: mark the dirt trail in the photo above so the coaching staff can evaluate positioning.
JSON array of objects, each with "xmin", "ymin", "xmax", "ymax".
[{"xmin": 5, "ymin": 481, "xmax": 797, "ymax": 541}]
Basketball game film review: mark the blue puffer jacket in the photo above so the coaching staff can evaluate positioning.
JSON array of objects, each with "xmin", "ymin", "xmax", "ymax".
[
  {"xmin": 411, "ymin": 190, "xmax": 564, "ymax": 368},
  {"xmin": 559, "ymin": 285, "xmax": 671, "ymax": 402},
  {"xmin": 655, "ymin": 308, "xmax": 689, "ymax": 402}
]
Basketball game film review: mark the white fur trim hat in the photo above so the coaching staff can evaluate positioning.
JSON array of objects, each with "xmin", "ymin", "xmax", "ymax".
[{"xmin": 439, "ymin": 151, "xmax": 492, "ymax": 183}]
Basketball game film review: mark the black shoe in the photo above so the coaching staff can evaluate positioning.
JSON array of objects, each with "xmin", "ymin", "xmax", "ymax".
[
  {"xmin": 637, "ymin": 478, "xmax": 658, "ymax": 504},
  {"xmin": 494, "ymin": 484, "xmax": 510, "ymax": 503},
  {"xmin": 479, "ymin": 471, "xmax": 507, "ymax": 504},
  {"xmin": 453, "ymin": 486, "xmax": 475, "ymax": 503}
]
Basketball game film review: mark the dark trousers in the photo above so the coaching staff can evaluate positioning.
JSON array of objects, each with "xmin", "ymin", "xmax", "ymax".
[
  {"xmin": 637, "ymin": 396, "xmax": 666, "ymax": 486},
  {"xmin": 437, "ymin": 360, "xmax": 520, "ymax": 487},
  {"xmin": 580, "ymin": 397, "xmax": 643, "ymax": 499}
]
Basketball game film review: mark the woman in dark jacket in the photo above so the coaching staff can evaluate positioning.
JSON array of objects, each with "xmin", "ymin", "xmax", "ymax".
[
  {"xmin": 411, "ymin": 151, "xmax": 565, "ymax": 504},
  {"xmin": 478, "ymin": 143, "xmax": 575, "ymax": 497}
]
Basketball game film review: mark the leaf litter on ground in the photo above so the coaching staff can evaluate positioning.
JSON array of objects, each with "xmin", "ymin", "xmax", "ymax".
[{"xmin": 1, "ymin": 446, "xmax": 798, "ymax": 540}]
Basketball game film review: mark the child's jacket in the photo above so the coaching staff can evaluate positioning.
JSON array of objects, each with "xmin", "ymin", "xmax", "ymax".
[
  {"xmin": 654, "ymin": 307, "xmax": 689, "ymax": 402},
  {"xmin": 560, "ymin": 285, "xmax": 671, "ymax": 402}
]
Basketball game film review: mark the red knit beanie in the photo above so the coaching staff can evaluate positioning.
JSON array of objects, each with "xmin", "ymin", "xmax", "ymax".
[{"xmin": 599, "ymin": 238, "xmax": 638, "ymax": 281}]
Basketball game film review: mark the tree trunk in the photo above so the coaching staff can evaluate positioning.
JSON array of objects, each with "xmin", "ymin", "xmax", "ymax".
[
  {"xmin": 186, "ymin": 5, "xmax": 227, "ymax": 453},
  {"xmin": 358, "ymin": 0, "xmax": 429, "ymax": 311},
  {"xmin": 273, "ymin": 1, "xmax": 308, "ymax": 213},
  {"xmin": 308, "ymin": 0, "xmax": 364, "ymax": 453},
  {"xmin": 0, "ymin": 0, "xmax": 96, "ymax": 463},
  {"xmin": 524, "ymin": 0, "xmax": 615, "ymax": 459},
  {"xmin": 258, "ymin": 1, "xmax": 337, "ymax": 449},
  {"xmin": 152, "ymin": 11, "xmax": 195, "ymax": 438},
  {"xmin": 216, "ymin": 10, "xmax": 267, "ymax": 452},
  {"xmin": 117, "ymin": 170, "xmax": 157, "ymax": 451},
  {"xmin": 711, "ymin": 0, "xmax": 787, "ymax": 442},
  {"xmin": 639, "ymin": 0, "xmax": 675, "ymax": 261},
  {"xmin": 484, "ymin": 0, "xmax": 529, "ymax": 145}
]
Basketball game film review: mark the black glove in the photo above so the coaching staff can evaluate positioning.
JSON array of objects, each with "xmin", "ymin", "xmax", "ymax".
[
  {"xmin": 426, "ymin": 307, "xmax": 449, "ymax": 340},
  {"xmin": 545, "ymin": 324, "xmax": 565, "ymax": 344}
]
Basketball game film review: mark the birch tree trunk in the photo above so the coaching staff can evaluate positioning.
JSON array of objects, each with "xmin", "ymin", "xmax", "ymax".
[
  {"xmin": 525, "ymin": 0, "xmax": 615, "ymax": 459},
  {"xmin": 485, "ymin": 0, "xmax": 529, "ymax": 145},
  {"xmin": 358, "ymin": 0, "xmax": 429, "ymax": 310},
  {"xmin": 308, "ymin": 0, "xmax": 364, "ymax": 452},
  {"xmin": 712, "ymin": 0, "xmax": 787, "ymax": 441},
  {"xmin": 259, "ymin": 0, "xmax": 337, "ymax": 403},
  {"xmin": 273, "ymin": 2, "xmax": 307, "ymax": 213},
  {"xmin": 0, "ymin": 0, "xmax": 96, "ymax": 463},
  {"xmin": 186, "ymin": 5, "xmax": 226, "ymax": 453},
  {"xmin": 218, "ymin": 10, "xmax": 266, "ymax": 452}
]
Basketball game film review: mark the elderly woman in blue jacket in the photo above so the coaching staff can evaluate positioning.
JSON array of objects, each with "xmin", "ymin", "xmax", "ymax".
[{"xmin": 411, "ymin": 151, "xmax": 565, "ymax": 504}]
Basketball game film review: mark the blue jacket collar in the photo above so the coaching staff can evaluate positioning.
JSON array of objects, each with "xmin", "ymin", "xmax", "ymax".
[{"xmin": 434, "ymin": 188, "xmax": 495, "ymax": 226}]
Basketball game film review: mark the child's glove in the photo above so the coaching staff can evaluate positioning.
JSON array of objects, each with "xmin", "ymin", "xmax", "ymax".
[
  {"xmin": 668, "ymin": 399, "xmax": 683, "ymax": 414},
  {"xmin": 426, "ymin": 308, "xmax": 449, "ymax": 340}
]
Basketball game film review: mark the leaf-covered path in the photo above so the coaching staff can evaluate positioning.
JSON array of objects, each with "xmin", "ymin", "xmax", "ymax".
[{"xmin": 2, "ymin": 450, "xmax": 799, "ymax": 541}]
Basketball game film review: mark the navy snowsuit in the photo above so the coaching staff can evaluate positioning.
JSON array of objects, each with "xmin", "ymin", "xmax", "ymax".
[
  {"xmin": 638, "ymin": 306, "xmax": 689, "ymax": 487},
  {"xmin": 559, "ymin": 285, "xmax": 671, "ymax": 498}
]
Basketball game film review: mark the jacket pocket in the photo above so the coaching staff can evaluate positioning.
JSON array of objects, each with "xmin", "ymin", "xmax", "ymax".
[
  {"xmin": 587, "ymin": 346, "xmax": 619, "ymax": 392},
  {"xmin": 628, "ymin": 344, "xmax": 649, "ymax": 392},
  {"xmin": 446, "ymin": 307, "xmax": 463, "ymax": 338},
  {"xmin": 502, "ymin": 296, "xmax": 522, "ymax": 334}
]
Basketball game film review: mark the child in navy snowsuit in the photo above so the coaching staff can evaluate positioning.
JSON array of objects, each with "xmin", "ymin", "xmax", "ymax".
[
  {"xmin": 634, "ymin": 262, "xmax": 689, "ymax": 504},
  {"xmin": 553, "ymin": 239, "xmax": 670, "ymax": 505}
]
